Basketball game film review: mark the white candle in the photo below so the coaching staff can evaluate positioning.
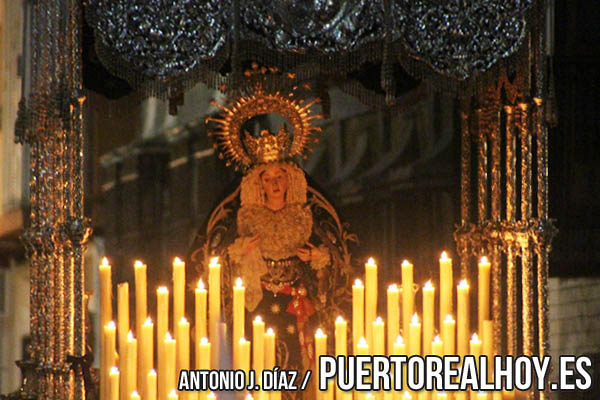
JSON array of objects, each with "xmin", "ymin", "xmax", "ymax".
[
  {"xmin": 195, "ymin": 279, "xmax": 207, "ymax": 369},
  {"xmin": 233, "ymin": 277, "xmax": 245, "ymax": 369},
  {"xmin": 373, "ymin": 317, "xmax": 385, "ymax": 355},
  {"xmin": 208, "ymin": 257, "xmax": 221, "ymax": 368},
  {"xmin": 365, "ymin": 258, "xmax": 378, "ymax": 346},
  {"xmin": 387, "ymin": 284, "xmax": 400, "ymax": 355},
  {"xmin": 401, "ymin": 260, "xmax": 414, "ymax": 345},
  {"xmin": 439, "ymin": 252, "xmax": 452, "ymax": 336},
  {"xmin": 140, "ymin": 317, "xmax": 154, "ymax": 399},
  {"xmin": 478, "ymin": 257, "xmax": 491, "ymax": 335},
  {"xmin": 422, "ymin": 281, "xmax": 435, "ymax": 355},
  {"xmin": 457, "ymin": 280, "xmax": 470, "ymax": 357},
  {"xmin": 352, "ymin": 279, "xmax": 365, "ymax": 354},
  {"xmin": 173, "ymin": 257, "xmax": 186, "ymax": 339}
]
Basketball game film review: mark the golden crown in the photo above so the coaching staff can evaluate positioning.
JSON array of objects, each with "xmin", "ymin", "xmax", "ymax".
[
  {"xmin": 244, "ymin": 126, "xmax": 291, "ymax": 164},
  {"xmin": 205, "ymin": 65, "xmax": 322, "ymax": 171}
]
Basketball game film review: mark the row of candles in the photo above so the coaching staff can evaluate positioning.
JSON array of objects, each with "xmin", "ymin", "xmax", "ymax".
[{"xmin": 99, "ymin": 253, "xmax": 516, "ymax": 400}]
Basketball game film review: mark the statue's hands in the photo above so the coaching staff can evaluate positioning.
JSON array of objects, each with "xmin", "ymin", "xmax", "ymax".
[
  {"xmin": 296, "ymin": 243, "xmax": 326, "ymax": 263},
  {"xmin": 242, "ymin": 234, "xmax": 261, "ymax": 257}
]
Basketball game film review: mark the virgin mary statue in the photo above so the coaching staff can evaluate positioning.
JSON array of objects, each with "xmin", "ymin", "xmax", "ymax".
[{"xmin": 187, "ymin": 84, "xmax": 356, "ymax": 382}]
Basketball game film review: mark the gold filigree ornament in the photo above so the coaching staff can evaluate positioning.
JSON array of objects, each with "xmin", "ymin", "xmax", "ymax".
[{"xmin": 205, "ymin": 66, "xmax": 323, "ymax": 171}]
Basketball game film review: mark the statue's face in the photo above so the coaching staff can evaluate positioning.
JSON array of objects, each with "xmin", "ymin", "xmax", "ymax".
[{"xmin": 260, "ymin": 164, "xmax": 288, "ymax": 203}]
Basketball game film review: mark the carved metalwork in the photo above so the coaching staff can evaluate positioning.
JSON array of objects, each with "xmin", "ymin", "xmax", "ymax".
[
  {"xmin": 12, "ymin": 0, "xmax": 91, "ymax": 399},
  {"xmin": 453, "ymin": 50, "xmax": 556, "ymax": 400}
]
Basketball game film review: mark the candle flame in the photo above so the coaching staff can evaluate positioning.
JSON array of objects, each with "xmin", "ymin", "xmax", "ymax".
[
  {"xmin": 440, "ymin": 251, "xmax": 450, "ymax": 261},
  {"xmin": 235, "ymin": 277, "xmax": 243, "ymax": 287},
  {"xmin": 401, "ymin": 259, "xmax": 412, "ymax": 267},
  {"xmin": 471, "ymin": 333, "xmax": 480, "ymax": 341},
  {"xmin": 254, "ymin": 315, "xmax": 263, "ymax": 323},
  {"xmin": 169, "ymin": 389, "xmax": 177, "ymax": 397},
  {"xmin": 179, "ymin": 317, "xmax": 188, "ymax": 324},
  {"xmin": 315, "ymin": 328, "xmax": 326, "ymax": 337},
  {"xmin": 245, "ymin": 394, "xmax": 254, "ymax": 400},
  {"xmin": 110, "ymin": 366, "xmax": 119, "ymax": 375},
  {"xmin": 197, "ymin": 279, "xmax": 205, "ymax": 290},
  {"xmin": 106, "ymin": 321, "xmax": 116, "ymax": 329},
  {"xmin": 144, "ymin": 317, "xmax": 153, "ymax": 325},
  {"xmin": 358, "ymin": 337, "xmax": 368, "ymax": 346},
  {"xmin": 134, "ymin": 260, "xmax": 145, "ymax": 268},
  {"xmin": 395, "ymin": 335, "xmax": 404, "ymax": 345},
  {"xmin": 479, "ymin": 256, "xmax": 489, "ymax": 264},
  {"xmin": 127, "ymin": 330, "xmax": 134, "ymax": 341},
  {"xmin": 403, "ymin": 391, "xmax": 412, "ymax": 399},
  {"xmin": 173, "ymin": 256, "xmax": 184, "ymax": 265},
  {"xmin": 165, "ymin": 332, "xmax": 173, "ymax": 341},
  {"xmin": 458, "ymin": 279, "xmax": 469, "ymax": 289},
  {"xmin": 335, "ymin": 316, "xmax": 345, "ymax": 324},
  {"xmin": 266, "ymin": 328, "xmax": 275, "ymax": 335},
  {"xmin": 354, "ymin": 278, "xmax": 363, "ymax": 287},
  {"xmin": 101, "ymin": 257, "xmax": 110, "ymax": 267},
  {"xmin": 411, "ymin": 313, "xmax": 419, "ymax": 324},
  {"xmin": 366, "ymin": 257, "xmax": 376, "ymax": 267},
  {"xmin": 201, "ymin": 337, "xmax": 209, "ymax": 344},
  {"xmin": 157, "ymin": 286, "xmax": 168, "ymax": 293},
  {"xmin": 388, "ymin": 283, "xmax": 398, "ymax": 291},
  {"xmin": 239, "ymin": 337, "xmax": 247, "ymax": 344},
  {"xmin": 149, "ymin": 369, "xmax": 157, "ymax": 376},
  {"xmin": 433, "ymin": 335, "xmax": 442, "ymax": 344},
  {"xmin": 209, "ymin": 256, "xmax": 220, "ymax": 266},
  {"xmin": 424, "ymin": 280, "xmax": 434, "ymax": 290},
  {"xmin": 132, "ymin": 391, "xmax": 140, "ymax": 397},
  {"xmin": 375, "ymin": 316, "xmax": 383, "ymax": 324},
  {"xmin": 444, "ymin": 314, "xmax": 455, "ymax": 323}
]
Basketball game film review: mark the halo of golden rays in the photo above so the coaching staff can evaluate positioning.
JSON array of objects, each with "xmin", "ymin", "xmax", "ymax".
[{"xmin": 205, "ymin": 70, "xmax": 323, "ymax": 171}]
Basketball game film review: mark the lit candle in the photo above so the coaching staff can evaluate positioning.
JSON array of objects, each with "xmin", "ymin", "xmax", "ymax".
[
  {"xmin": 208, "ymin": 257, "xmax": 221, "ymax": 368},
  {"xmin": 387, "ymin": 284, "xmax": 400, "ymax": 355},
  {"xmin": 401, "ymin": 260, "xmax": 414, "ymax": 345},
  {"xmin": 477, "ymin": 392, "xmax": 488, "ymax": 400},
  {"xmin": 233, "ymin": 278, "xmax": 245, "ymax": 369},
  {"xmin": 157, "ymin": 286, "xmax": 169, "ymax": 400},
  {"xmin": 140, "ymin": 317, "xmax": 154, "ymax": 398},
  {"xmin": 198, "ymin": 337, "xmax": 211, "ymax": 370},
  {"xmin": 456, "ymin": 280, "xmax": 470, "ymax": 356},
  {"xmin": 335, "ymin": 316, "xmax": 347, "ymax": 357},
  {"xmin": 253, "ymin": 316, "xmax": 265, "ymax": 375},
  {"xmin": 365, "ymin": 258, "xmax": 378, "ymax": 346},
  {"xmin": 109, "ymin": 366, "xmax": 120, "ymax": 400},
  {"xmin": 195, "ymin": 279, "xmax": 207, "ymax": 368},
  {"xmin": 99, "ymin": 257, "xmax": 113, "ymax": 330},
  {"xmin": 134, "ymin": 260, "xmax": 147, "ymax": 389},
  {"xmin": 357, "ymin": 337, "xmax": 369, "ymax": 356},
  {"xmin": 131, "ymin": 391, "xmax": 141, "ymax": 400},
  {"xmin": 402, "ymin": 391, "xmax": 412, "ymax": 400},
  {"xmin": 165, "ymin": 333, "xmax": 177, "ymax": 395},
  {"xmin": 393, "ymin": 335, "xmax": 405, "ymax": 355},
  {"xmin": 147, "ymin": 369, "xmax": 157, "ymax": 400},
  {"xmin": 470, "ymin": 333, "xmax": 482, "ymax": 369},
  {"xmin": 373, "ymin": 317, "xmax": 385, "ymax": 355},
  {"xmin": 478, "ymin": 257, "xmax": 491, "ymax": 336},
  {"xmin": 99, "ymin": 258, "xmax": 113, "ymax": 400},
  {"xmin": 439, "ymin": 252, "xmax": 453, "ymax": 338},
  {"xmin": 408, "ymin": 314, "xmax": 421, "ymax": 356},
  {"xmin": 422, "ymin": 281, "xmax": 435, "ymax": 355},
  {"xmin": 126, "ymin": 331, "xmax": 137, "ymax": 398},
  {"xmin": 265, "ymin": 328, "xmax": 276, "ymax": 370},
  {"xmin": 334, "ymin": 317, "xmax": 347, "ymax": 400},
  {"xmin": 315, "ymin": 328, "xmax": 328, "ymax": 399},
  {"xmin": 168, "ymin": 389, "xmax": 179, "ymax": 400},
  {"xmin": 435, "ymin": 393, "xmax": 447, "ymax": 400},
  {"xmin": 352, "ymin": 279, "xmax": 365, "ymax": 354},
  {"xmin": 442, "ymin": 315, "xmax": 455, "ymax": 356},
  {"xmin": 177, "ymin": 318, "xmax": 191, "ymax": 374},
  {"xmin": 431, "ymin": 335, "xmax": 443, "ymax": 357},
  {"xmin": 117, "ymin": 283, "xmax": 129, "ymax": 400},
  {"xmin": 103, "ymin": 321, "xmax": 117, "ymax": 388},
  {"xmin": 482, "ymin": 320, "xmax": 494, "ymax": 381},
  {"xmin": 239, "ymin": 337, "xmax": 250, "ymax": 377},
  {"xmin": 207, "ymin": 393, "xmax": 216, "ymax": 400},
  {"xmin": 173, "ymin": 257, "xmax": 186, "ymax": 339}
]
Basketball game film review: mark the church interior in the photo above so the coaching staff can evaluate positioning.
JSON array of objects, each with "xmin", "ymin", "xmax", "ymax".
[{"xmin": 0, "ymin": 1, "xmax": 599, "ymax": 399}]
